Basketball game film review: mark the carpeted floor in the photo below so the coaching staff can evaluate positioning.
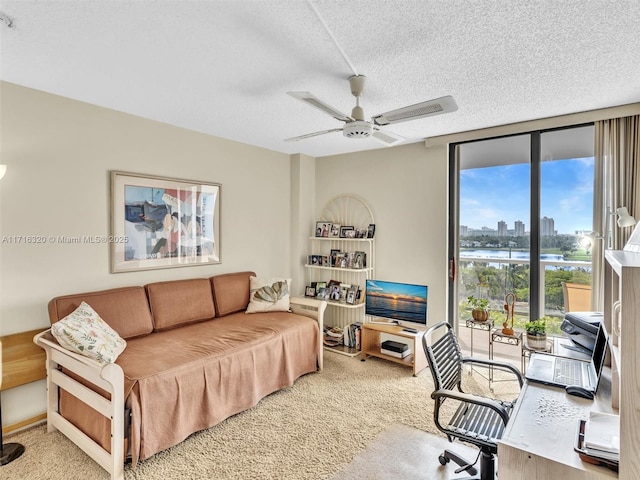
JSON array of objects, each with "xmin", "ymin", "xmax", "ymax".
[{"xmin": 3, "ymin": 351, "xmax": 520, "ymax": 480}]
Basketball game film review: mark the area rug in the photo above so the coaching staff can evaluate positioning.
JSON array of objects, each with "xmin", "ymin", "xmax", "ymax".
[{"xmin": 3, "ymin": 351, "xmax": 519, "ymax": 480}]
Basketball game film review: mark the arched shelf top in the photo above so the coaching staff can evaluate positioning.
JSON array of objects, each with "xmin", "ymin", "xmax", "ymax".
[{"xmin": 320, "ymin": 194, "xmax": 374, "ymax": 227}]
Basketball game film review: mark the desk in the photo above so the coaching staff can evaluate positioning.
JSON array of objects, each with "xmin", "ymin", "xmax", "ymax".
[{"xmin": 498, "ymin": 370, "xmax": 618, "ymax": 479}]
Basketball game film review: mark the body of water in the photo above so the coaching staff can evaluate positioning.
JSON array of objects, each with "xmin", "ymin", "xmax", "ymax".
[
  {"xmin": 460, "ymin": 249, "xmax": 564, "ymax": 261},
  {"xmin": 459, "ymin": 249, "xmax": 590, "ymax": 270}
]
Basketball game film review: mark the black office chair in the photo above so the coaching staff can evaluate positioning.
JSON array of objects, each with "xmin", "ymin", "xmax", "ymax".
[{"xmin": 422, "ymin": 321, "xmax": 523, "ymax": 479}]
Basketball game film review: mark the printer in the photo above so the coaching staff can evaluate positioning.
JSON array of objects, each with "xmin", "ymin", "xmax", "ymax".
[{"xmin": 560, "ymin": 311, "xmax": 603, "ymax": 353}]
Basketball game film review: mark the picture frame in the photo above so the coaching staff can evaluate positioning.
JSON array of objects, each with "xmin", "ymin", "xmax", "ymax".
[
  {"xmin": 315, "ymin": 222, "xmax": 331, "ymax": 237},
  {"xmin": 346, "ymin": 285, "xmax": 359, "ymax": 305},
  {"xmin": 335, "ymin": 253, "xmax": 348, "ymax": 268},
  {"xmin": 316, "ymin": 287, "xmax": 329, "ymax": 300},
  {"xmin": 353, "ymin": 251, "xmax": 366, "ymax": 269},
  {"xmin": 330, "ymin": 224, "xmax": 341, "ymax": 237},
  {"xmin": 367, "ymin": 224, "xmax": 376, "ymax": 238},
  {"xmin": 305, "ymin": 286, "xmax": 316, "ymax": 297},
  {"xmin": 340, "ymin": 283, "xmax": 351, "ymax": 302},
  {"xmin": 327, "ymin": 280, "xmax": 341, "ymax": 302},
  {"xmin": 339, "ymin": 226, "xmax": 355, "ymax": 238},
  {"xmin": 355, "ymin": 228, "xmax": 367, "ymax": 238},
  {"xmin": 111, "ymin": 171, "xmax": 220, "ymax": 273},
  {"xmin": 330, "ymin": 249, "xmax": 340, "ymax": 267}
]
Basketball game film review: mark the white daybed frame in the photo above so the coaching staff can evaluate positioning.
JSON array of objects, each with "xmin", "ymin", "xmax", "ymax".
[{"xmin": 33, "ymin": 297, "xmax": 325, "ymax": 480}]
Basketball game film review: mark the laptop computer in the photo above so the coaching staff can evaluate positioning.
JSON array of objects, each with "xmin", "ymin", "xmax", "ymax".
[{"xmin": 525, "ymin": 322, "xmax": 608, "ymax": 391}]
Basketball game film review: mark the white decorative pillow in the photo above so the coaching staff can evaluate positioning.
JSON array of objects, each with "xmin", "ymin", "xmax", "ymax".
[
  {"xmin": 51, "ymin": 301, "xmax": 127, "ymax": 364},
  {"xmin": 246, "ymin": 277, "xmax": 291, "ymax": 313}
]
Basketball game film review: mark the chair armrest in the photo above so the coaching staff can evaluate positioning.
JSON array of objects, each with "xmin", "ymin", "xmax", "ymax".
[
  {"xmin": 461, "ymin": 357, "xmax": 524, "ymax": 387},
  {"xmin": 432, "ymin": 388, "xmax": 511, "ymax": 425}
]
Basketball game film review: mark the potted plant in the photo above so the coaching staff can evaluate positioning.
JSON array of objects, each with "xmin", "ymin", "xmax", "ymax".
[
  {"xmin": 467, "ymin": 295, "xmax": 490, "ymax": 322},
  {"xmin": 525, "ymin": 319, "xmax": 547, "ymax": 349}
]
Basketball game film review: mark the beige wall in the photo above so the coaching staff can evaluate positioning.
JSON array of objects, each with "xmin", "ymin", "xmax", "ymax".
[
  {"xmin": 0, "ymin": 82, "xmax": 293, "ymax": 425},
  {"xmin": 315, "ymin": 142, "xmax": 449, "ymax": 327}
]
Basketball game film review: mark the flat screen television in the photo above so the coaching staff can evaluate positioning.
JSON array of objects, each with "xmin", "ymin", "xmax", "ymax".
[{"xmin": 365, "ymin": 279, "xmax": 428, "ymax": 327}]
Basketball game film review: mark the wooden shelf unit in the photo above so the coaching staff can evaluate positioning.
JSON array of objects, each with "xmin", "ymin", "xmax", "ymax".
[
  {"xmin": 361, "ymin": 323, "xmax": 428, "ymax": 376},
  {"xmin": 603, "ymin": 249, "xmax": 640, "ymax": 479}
]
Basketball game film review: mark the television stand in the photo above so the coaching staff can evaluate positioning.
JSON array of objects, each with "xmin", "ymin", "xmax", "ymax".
[{"xmin": 360, "ymin": 323, "xmax": 428, "ymax": 376}]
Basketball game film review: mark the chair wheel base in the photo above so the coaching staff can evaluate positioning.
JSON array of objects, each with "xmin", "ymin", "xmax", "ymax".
[{"xmin": 440, "ymin": 449, "xmax": 478, "ymax": 476}]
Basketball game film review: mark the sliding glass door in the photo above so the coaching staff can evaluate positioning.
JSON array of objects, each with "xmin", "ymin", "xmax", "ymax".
[{"xmin": 449, "ymin": 125, "xmax": 595, "ymax": 335}]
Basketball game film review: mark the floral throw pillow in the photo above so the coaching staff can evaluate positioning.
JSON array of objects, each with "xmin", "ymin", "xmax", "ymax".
[
  {"xmin": 51, "ymin": 301, "xmax": 127, "ymax": 364},
  {"xmin": 246, "ymin": 277, "xmax": 291, "ymax": 313}
]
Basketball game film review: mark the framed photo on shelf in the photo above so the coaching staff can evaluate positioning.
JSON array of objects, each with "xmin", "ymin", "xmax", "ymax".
[
  {"xmin": 330, "ymin": 224, "xmax": 341, "ymax": 237},
  {"xmin": 353, "ymin": 251, "xmax": 366, "ymax": 269},
  {"xmin": 346, "ymin": 285, "xmax": 359, "ymax": 305},
  {"xmin": 315, "ymin": 222, "xmax": 331, "ymax": 237},
  {"xmin": 335, "ymin": 253, "xmax": 348, "ymax": 268},
  {"xmin": 339, "ymin": 226, "xmax": 355, "ymax": 238},
  {"xmin": 316, "ymin": 287, "xmax": 329, "ymax": 300},
  {"xmin": 305, "ymin": 286, "xmax": 316, "ymax": 297},
  {"xmin": 339, "ymin": 283, "xmax": 351, "ymax": 302},
  {"xmin": 345, "ymin": 251, "xmax": 355, "ymax": 268},
  {"xmin": 330, "ymin": 249, "xmax": 340, "ymax": 267},
  {"xmin": 111, "ymin": 171, "xmax": 220, "ymax": 273},
  {"xmin": 367, "ymin": 224, "xmax": 376, "ymax": 238},
  {"xmin": 355, "ymin": 228, "xmax": 367, "ymax": 238},
  {"xmin": 328, "ymin": 280, "xmax": 341, "ymax": 301}
]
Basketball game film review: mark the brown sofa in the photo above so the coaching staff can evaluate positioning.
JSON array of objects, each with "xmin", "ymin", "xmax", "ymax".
[{"xmin": 34, "ymin": 271, "xmax": 326, "ymax": 480}]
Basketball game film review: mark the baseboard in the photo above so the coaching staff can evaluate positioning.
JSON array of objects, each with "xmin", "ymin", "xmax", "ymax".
[{"xmin": 2, "ymin": 412, "xmax": 47, "ymax": 436}]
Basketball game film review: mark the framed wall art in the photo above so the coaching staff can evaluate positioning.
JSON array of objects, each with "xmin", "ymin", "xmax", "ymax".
[{"xmin": 111, "ymin": 171, "xmax": 221, "ymax": 273}]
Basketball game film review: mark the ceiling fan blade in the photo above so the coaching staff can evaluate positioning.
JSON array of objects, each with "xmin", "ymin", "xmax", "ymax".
[
  {"xmin": 287, "ymin": 91, "xmax": 353, "ymax": 122},
  {"xmin": 284, "ymin": 128, "xmax": 342, "ymax": 142},
  {"xmin": 371, "ymin": 128, "xmax": 404, "ymax": 147},
  {"xmin": 372, "ymin": 95, "xmax": 458, "ymax": 126}
]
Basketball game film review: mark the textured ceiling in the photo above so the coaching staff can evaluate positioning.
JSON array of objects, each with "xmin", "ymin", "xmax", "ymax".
[{"xmin": 1, "ymin": 1, "xmax": 639, "ymax": 158}]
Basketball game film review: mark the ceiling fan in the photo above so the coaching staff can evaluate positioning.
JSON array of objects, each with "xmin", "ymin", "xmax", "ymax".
[{"xmin": 285, "ymin": 75, "xmax": 458, "ymax": 146}]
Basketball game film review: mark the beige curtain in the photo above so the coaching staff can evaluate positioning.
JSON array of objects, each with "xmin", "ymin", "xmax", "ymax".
[{"xmin": 592, "ymin": 115, "xmax": 640, "ymax": 309}]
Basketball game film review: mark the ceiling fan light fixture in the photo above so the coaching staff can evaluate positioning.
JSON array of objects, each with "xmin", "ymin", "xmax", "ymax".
[{"xmin": 343, "ymin": 121, "xmax": 372, "ymax": 139}]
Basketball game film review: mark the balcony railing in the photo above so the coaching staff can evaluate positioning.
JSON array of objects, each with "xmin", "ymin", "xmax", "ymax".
[{"xmin": 457, "ymin": 255, "xmax": 592, "ymax": 333}]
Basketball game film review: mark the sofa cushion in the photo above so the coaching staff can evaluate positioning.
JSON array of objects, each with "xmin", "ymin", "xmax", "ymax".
[
  {"xmin": 210, "ymin": 271, "xmax": 255, "ymax": 317},
  {"xmin": 146, "ymin": 278, "xmax": 215, "ymax": 331},
  {"xmin": 246, "ymin": 276, "xmax": 291, "ymax": 313},
  {"xmin": 48, "ymin": 286, "xmax": 153, "ymax": 339},
  {"xmin": 51, "ymin": 301, "xmax": 127, "ymax": 364}
]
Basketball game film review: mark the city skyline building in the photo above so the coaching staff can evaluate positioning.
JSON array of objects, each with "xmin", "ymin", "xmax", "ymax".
[
  {"xmin": 541, "ymin": 216, "xmax": 556, "ymax": 236},
  {"xmin": 461, "ymin": 217, "xmax": 560, "ymax": 237}
]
